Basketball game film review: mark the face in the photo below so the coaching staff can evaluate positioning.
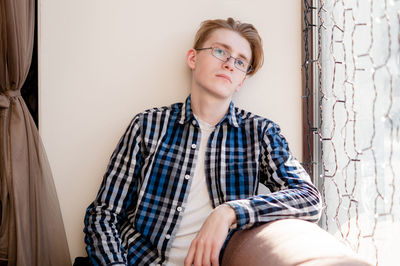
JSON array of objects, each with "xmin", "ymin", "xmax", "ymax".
[{"xmin": 186, "ymin": 28, "xmax": 252, "ymax": 101}]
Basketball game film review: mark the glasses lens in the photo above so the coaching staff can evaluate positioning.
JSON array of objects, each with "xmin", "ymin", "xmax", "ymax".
[
  {"xmin": 212, "ymin": 47, "xmax": 228, "ymax": 61},
  {"xmin": 234, "ymin": 59, "xmax": 248, "ymax": 73}
]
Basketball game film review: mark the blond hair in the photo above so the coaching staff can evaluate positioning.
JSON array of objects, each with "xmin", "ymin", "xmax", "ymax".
[{"xmin": 193, "ymin": 18, "xmax": 264, "ymax": 76}]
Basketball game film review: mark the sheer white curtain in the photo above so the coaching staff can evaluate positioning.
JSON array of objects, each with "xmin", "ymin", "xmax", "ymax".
[{"xmin": 316, "ymin": 0, "xmax": 399, "ymax": 265}]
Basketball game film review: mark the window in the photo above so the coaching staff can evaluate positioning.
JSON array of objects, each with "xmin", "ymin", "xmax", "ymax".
[{"xmin": 303, "ymin": 1, "xmax": 399, "ymax": 265}]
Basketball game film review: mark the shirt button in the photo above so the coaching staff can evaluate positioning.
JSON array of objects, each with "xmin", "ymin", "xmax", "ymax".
[
  {"xmin": 177, "ymin": 206, "xmax": 183, "ymax": 212},
  {"xmin": 165, "ymin": 234, "xmax": 171, "ymax": 240},
  {"xmin": 185, "ymin": 174, "xmax": 190, "ymax": 180},
  {"xmin": 191, "ymin": 143, "xmax": 197, "ymax": 149}
]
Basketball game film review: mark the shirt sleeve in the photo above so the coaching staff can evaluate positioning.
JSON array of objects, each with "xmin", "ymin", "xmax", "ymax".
[
  {"xmin": 83, "ymin": 114, "xmax": 143, "ymax": 266},
  {"xmin": 224, "ymin": 121, "xmax": 322, "ymax": 230}
]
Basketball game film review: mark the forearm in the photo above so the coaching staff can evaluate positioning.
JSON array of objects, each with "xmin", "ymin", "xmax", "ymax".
[
  {"xmin": 224, "ymin": 183, "xmax": 322, "ymax": 230},
  {"xmin": 84, "ymin": 203, "xmax": 127, "ymax": 265}
]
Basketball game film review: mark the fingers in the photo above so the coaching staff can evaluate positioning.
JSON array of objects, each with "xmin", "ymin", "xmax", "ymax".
[
  {"xmin": 185, "ymin": 237, "xmax": 221, "ymax": 266},
  {"xmin": 201, "ymin": 239, "xmax": 211, "ymax": 266},
  {"xmin": 193, "ymin": 238, "xmax": 204, "ymax": 266},
  {"xmin": 184, "ymin": 241, "xmax": 196, "ymax": 266},
  {"xmin": 210, "ymin": 247, "xmax": 220, "ymax": 266}
]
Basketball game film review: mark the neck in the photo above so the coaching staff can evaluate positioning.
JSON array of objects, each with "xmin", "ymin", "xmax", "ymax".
[{"xmin": 190, "ymin": 90, "xmax": 231, "ymax": 125}]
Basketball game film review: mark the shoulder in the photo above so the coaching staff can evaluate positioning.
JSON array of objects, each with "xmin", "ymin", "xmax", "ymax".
[
  {"xmin": 234, "ymin": 106, "xmax": 279, "ymax": 131},
  {"xmin": 140, "ymin": 102, "xmax": 182, "ymax": 116},
  {"xmin": 130, "ymin": 102, "xmax": 184, "ymax": 127}
]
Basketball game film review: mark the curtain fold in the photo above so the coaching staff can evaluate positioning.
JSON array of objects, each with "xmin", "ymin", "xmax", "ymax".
[{"xmin": 0, "ymin": 1, "xmax": 71, "ymax": 265}]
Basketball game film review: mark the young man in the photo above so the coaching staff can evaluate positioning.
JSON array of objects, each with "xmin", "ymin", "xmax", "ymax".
[{"xmin": 84, "ymin": 18, "xmax": 322, "ymax": 266}]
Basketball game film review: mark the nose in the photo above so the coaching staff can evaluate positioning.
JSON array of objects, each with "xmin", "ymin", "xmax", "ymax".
[{"xmin": 222, "ymin": 57, "xmax": 235, "ymax": 72}]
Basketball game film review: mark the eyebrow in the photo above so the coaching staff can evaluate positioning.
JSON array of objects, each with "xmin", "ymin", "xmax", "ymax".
[{"xmin": 212, "ymin": 42, "xmax": 251, "ymax": 62}]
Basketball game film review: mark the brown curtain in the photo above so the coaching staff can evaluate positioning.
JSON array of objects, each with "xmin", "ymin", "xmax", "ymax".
[{"xmin": 0, "ymin": 1, "xmax": 71, "ymax": 265}]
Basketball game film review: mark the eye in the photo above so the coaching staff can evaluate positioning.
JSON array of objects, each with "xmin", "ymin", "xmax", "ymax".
[
  {"xmin": 236, "ymin": 58, "xmax": 245, "ymax": 67},
  {"xmin": 214, "ymin": 48, "xmax": 225, "ymax": 56}
]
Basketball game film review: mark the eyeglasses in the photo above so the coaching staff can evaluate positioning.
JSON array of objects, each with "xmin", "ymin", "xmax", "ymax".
[{"xmin": 195, "ymin": 47, "xmax": 253, "ymax": 74}]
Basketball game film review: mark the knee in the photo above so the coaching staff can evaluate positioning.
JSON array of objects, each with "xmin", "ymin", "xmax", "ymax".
[{"xmin": 221, "ymin": 219, "xmax": 371, "ymax": 266}]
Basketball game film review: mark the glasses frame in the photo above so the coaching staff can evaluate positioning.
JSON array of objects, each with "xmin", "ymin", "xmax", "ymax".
[{"xmin": 195, "ymin": 47, "xmax": 253, "ymax": 74}]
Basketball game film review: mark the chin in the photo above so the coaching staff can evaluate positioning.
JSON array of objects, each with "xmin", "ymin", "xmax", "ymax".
[{"xmin": 212, "ymin": 90, "xmax": 234, "ymax": 100}]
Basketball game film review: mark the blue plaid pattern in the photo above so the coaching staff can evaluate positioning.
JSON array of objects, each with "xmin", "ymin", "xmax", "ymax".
[{"xmin": 84, "ymin": 95, "xmax": 322, "ymax": 266}]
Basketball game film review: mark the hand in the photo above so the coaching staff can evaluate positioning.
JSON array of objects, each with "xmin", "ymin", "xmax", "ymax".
[{"xmin": 184, "ymin": 205, "xmax": 236, "ymax": 266}]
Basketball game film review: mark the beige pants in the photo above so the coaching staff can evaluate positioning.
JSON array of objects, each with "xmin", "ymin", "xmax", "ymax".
[{"xmin": 221, "ymin": 219, "xmax": 371, "ymax": 266}]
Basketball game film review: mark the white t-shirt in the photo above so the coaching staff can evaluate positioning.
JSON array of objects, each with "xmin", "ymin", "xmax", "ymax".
[{"xmin": 167, "ymin": 117, "xmax": 215, "ymax": 266}]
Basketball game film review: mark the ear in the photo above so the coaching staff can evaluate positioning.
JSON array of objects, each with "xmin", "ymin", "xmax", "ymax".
[
  {"xmin": 235, "ymin": 75, "xmax": 247, "ymax": 92},
  {"xmin": 186, "ymin": 49, "xmax": 197, "ymax": 70}
]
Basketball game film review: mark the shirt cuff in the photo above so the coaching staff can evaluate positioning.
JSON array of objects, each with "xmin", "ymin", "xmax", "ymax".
[{"xmin": 222, "ymin": 200, "xmax": 253, "ymax": 230}]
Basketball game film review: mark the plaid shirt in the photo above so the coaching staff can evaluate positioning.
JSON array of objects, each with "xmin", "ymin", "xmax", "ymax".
[{"xmin": 84, "ymin": 95, "xmax": 322, "ymax": 266}]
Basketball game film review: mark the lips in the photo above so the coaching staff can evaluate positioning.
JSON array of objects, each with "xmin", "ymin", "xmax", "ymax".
[{"xmin": 216, "ymin": 74, "xmax": 232, "ymax": 83}]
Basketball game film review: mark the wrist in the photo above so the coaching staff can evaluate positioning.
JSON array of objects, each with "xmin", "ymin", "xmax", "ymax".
[{"xmin": 216, "ymin": 204, "xmax": 237, "ymax": 226}]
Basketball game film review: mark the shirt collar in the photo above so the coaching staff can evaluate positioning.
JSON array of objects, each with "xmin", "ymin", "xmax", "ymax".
[{"xmin": 179, "ymin": 94, "xmax": 241, "ymax": 128}]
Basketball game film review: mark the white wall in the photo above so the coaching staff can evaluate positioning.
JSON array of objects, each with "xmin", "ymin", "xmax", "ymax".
[{"xmin": 39, "ymin": 0, "xmax": 302, "ymax": 260}]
